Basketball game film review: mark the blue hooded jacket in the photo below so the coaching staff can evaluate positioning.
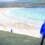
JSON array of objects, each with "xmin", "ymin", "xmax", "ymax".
[{"xmin": 40, "ymin": 23, "xmax": 45, "ymax": 36}]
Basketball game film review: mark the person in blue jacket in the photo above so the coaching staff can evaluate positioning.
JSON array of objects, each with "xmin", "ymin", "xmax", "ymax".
[{"xmin": 40, "ymin": 22, "xmax": 45, "ymax": 45}]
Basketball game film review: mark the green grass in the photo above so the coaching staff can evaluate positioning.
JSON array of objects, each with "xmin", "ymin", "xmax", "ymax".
[{"xmin": 0, "ymin": 31, "xmax": 45, "ymax": 45}]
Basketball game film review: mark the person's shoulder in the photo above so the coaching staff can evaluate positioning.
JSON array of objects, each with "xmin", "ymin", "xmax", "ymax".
[{"xmin": 42, "ymin": 23, "xmax": 45, "ymax": 25}]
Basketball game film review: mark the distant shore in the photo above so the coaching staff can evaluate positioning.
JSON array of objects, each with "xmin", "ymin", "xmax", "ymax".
[{"xmin": 0, "ymin": 2, "xmax": 45, "ymax": 8}]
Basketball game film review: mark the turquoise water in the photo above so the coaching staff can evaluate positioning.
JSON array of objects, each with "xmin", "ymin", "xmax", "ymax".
[
  {"xmin": 9, "ymin": 8, "xmax": 45, "ymax": 21},
  {"xmin": 0, "ymin": 8, "xmax": 45, "ymax": 23}
]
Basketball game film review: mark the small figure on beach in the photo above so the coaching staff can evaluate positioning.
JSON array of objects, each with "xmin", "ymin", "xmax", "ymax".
[{"xmin": 11, "ymin": 29, "xmax": 13, "ymax": 32}]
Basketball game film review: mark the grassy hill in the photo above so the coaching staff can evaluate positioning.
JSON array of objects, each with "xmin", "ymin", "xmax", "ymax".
[{"xmin": 0, "ymin": 30, "xmax": 44, "ymax": 45}]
